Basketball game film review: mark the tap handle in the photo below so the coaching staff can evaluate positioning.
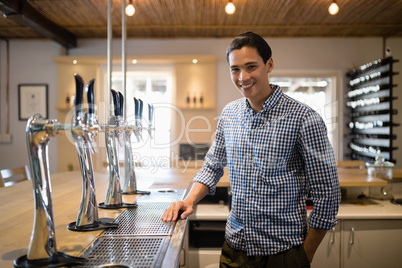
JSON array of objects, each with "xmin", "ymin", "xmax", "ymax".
[
  {"xmin": 86, "ymin": 79, "xmax": 95, "ymax": 115},
  {"xmin": 74, "ymin": 74, "xmax": 84, "ymax": 107},
  {"xmin": 134, "ymin": 97, "xmax": 139, "ymax": 120},
  {"xmin": 148, "ymin": 104, "xmax": 154, "ymax": 124},
  {"xmin": 118, "ymin": 91, "xmax": 124, "ymax": 117},
  {"xmin": 74, "ymin": 74, "xmax": 84, "ymax": 125},
  {"xmin": 111, "ymin": 89, "xmax": 121, "ymax": 117},
  {"xmin": 139, "ymin": 99, "xmax": 143, "ymax": 120}
]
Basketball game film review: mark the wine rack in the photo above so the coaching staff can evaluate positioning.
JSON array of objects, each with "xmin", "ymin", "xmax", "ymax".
[{"xmin": 345, "ymin": 57, "xmax": 399, "ymax": 163}]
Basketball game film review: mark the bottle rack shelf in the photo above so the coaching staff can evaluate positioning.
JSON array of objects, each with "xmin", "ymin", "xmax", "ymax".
[{"xmin": 345, "ymin": 57, "xmax": 399, "ymax": 163}]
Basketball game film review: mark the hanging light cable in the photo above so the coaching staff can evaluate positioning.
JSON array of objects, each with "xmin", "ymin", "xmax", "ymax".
[
  {"xmin": 328, "ymin": 0, "xmax": 339, "ymax": 15},
  {"xmin": 225, "ymin": 0, "xmax": 236, "ymax": 15},
  {"xmin": 125, "ymin": 0, "xmax": 135, "ymax": 16}
]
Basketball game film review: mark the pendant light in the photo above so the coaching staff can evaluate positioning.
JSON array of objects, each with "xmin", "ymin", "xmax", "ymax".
[
  {"xmin": 225, "ymin": 0, "xmax": 236, "ymax": 15},
  {"xmin": 125, "ymin": 0, "xmax": 135, "ymax": 16},
  {"xmin": 328, "ymin": 1, "xmax": 339, "ymax": 15}
]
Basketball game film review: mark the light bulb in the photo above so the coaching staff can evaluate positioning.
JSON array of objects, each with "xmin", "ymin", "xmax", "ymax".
[
  {"xmin": 125, "ymin": 3, "xmax": 135, "ymax": 16},
  {"xmin": 328, "ymin": 2, "xmax": 339, "ymax": 15},
  {"xmin": 225, "ymin": 2, "xmax": 236, "ymax": 15}
]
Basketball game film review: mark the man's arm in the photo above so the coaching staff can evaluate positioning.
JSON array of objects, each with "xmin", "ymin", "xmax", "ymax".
[
  {"xmin": 161, "ymin": 182, "xmax": 210, "ymax": 222},
  {"xmin": 300, "ymin": 111, "xmax": 340, "ymax": 262},
  {"xmin": 303, "ymin": 227, "xmax": 327, "ymax": 263}
]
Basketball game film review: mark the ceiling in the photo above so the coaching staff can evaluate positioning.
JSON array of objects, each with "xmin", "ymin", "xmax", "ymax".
[{"xmin": 0, "ymin": 0, "xmax": 401, "ymax": 49}]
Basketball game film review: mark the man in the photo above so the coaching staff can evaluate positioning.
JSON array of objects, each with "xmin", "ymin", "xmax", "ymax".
[{"xmin": 162, "ymin": 32, "xmax": 341, "ymax": 267}]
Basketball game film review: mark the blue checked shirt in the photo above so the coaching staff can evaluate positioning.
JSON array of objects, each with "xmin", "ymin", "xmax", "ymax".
[{"xmin": 194, "ymin": 85, "xmax": 341, "ymax": 256}]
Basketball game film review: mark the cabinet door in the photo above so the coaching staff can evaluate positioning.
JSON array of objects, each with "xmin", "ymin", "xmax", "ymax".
[
  {"xmin": 342, "ymin": 219, "xmax": 402, "ymax": 268},
  {"xmin": 311, "ymin": 225, "xmax": 341, "ymax": 268}
]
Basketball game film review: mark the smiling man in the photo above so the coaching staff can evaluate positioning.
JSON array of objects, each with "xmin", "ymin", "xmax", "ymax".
[{"xmin": 162, "ymin": 32, "xmax": 341, "ymax": 268}]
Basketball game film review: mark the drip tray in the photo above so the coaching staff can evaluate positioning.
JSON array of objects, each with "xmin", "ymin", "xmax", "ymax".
[
  {"xmin": 103, "ymin": 202, "xmax": 175, "ymax": 236},
  {"xmin": 79, "ymin": 189, "xmax": 187, "ymax": 267},
  {"xmin": 81, "ymin": 236, "xmax": 169, "ymax": 268}
]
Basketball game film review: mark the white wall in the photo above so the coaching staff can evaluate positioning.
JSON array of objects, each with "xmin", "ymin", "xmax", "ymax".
[
  {"xmin": 1, "ymin": 37, "xmax": 401, "ymax": 172},
  {"xmin": 0, "ymin": 40, "xmax": 61, "ymax": 173}
]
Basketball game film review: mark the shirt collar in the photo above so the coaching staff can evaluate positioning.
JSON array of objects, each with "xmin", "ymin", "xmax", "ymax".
[
  {"xmin": 262, "ymin": 84, "xmax": 282, "ymax": 111},
  {"xmin": 243, "ymin": 84, "xmax": 282, "ymax": 113}
]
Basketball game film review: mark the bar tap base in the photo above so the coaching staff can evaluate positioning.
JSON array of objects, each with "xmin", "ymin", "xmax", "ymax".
[
  {"xmin": 98, "ymin": 202, "xmax": 138, "ymax": 209},
  {"xmin": 122, "ymin": 190, "xmax": 151, "ymax": 195},
  {"xmin": 14, "ymin": 252, "xmax": 86, "ymax": 268},
  {"xmin": 67, "ymin": 219, "xmax": 119, "ymax": 232}
]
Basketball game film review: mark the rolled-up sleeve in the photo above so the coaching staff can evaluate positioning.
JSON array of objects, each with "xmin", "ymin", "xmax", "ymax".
[
  {"xmin": 194, "ymin": 111, "xmax": 228, "ymax": 195},
  {"xmin": 301, "ymin": 111, "xmax": 341, "ymax": 230}
]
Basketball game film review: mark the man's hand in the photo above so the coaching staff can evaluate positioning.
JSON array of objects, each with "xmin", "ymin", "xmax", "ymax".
[
  {"xmin": 161, "ymin": 182, "xmax": 210, "ymax": 222},
  {"xmin": 161, "ymin": 200, "xmax": 194, "ymax": 222},
  {"xmin": 303, "ymin": 228, "xmax": 328, "ymax": 263}
]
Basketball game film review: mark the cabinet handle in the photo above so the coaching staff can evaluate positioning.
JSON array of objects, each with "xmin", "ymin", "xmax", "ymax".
[
  {"xmin": 330, "ymin": 227, "xmax": 335, "ymax": 244},
  {"xmin": 349, "ymin": 227, "xmax": 355, "ymax": 245}
]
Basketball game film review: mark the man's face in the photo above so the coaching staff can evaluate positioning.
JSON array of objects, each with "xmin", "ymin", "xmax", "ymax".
[{"xmin": 228, "ymin": 46, "xmax": 274, "ymax": 107}]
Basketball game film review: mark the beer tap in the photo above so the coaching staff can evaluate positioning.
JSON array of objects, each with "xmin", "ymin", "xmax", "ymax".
[
  {"xmin": 15, "ymin": 116, "xmax": 86, "ymax": 267},
  {"xmin": 147, "ymin": 103, "xmax": 155, "ymax": 138},
  {"xmin": 133, "ymin": 97, "xmax": 142, "ymax": 142},
  {"xmin": 122, "ymin": 97, "xmax": 150, "ymax": 195},
  {"xmin": 99, "ymin": 89, "xmax": 137, "ymax": 209},
  {"xmin": 67, "ymin": 74, "xmax": 118, "ymax": 231}
]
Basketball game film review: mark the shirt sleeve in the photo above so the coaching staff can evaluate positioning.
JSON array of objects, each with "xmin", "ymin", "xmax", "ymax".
[
  {"xmin": 300, "ymin": 110, "xmax": 341, "ymax": 230},
  {"xmin": 193, "ymin": 111, "xmax": 228, "ymax": 195}
]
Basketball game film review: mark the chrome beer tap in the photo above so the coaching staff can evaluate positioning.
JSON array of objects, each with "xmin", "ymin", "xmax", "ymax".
[
  {"xmin": 68, "ymin": 74, "xmax": 118, "ymax": 231},
  {"xmin": 147, "ymin": 103, "xmax": 155, "ymax": 138},
  {"xmin": 14, "ymin": 115, "xmax": 86, "ymax": 267},
  {"xmin": 122, "ymin": 97, "xmax": 151, "ymax": 195},
  {"xmin": 99, "ymin": 89, "xmax": 137, "ymax": 209},
  {"xmin": 133, "ymin": 97, "xmax": 143, "ymax": 142}
]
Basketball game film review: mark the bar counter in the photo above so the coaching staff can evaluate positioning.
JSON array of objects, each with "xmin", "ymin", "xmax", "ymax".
[
  {"xmin": 0, "ymin": 168, "xmax": 194, "ymax": 268},
  {"xmin": 0, "ymin": 166, "xmax": 394, "ymax": 267}
]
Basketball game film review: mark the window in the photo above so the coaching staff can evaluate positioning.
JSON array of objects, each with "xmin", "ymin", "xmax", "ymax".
[
  {"xmin": 111, "ymin": 70, "xmax": 173, "ymax": 168},
  {"xmin": 270, "ymin": 75, "xmax": 339, "ymax": 159}
]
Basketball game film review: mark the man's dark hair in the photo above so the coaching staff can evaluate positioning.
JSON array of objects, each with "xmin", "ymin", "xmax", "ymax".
[{"xmin": 226, "ymin": 32, "xmax": 272, "ymax": 64}]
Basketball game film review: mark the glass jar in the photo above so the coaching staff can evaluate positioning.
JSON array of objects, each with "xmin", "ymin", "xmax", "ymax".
[{"xmin": 366, "ymin": 156, "xmax": 394, "ymax": 200}]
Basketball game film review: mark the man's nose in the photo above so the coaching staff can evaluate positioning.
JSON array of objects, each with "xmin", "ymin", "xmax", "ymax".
[{"xmin": 239, "ymin": 69, "xmax": 250, "ymax": 81}]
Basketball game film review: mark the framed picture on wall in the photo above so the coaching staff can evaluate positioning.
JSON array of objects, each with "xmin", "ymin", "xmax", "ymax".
[{"xmin": 18, "ymin": 84, "xmax": 48, "ymax": 121}]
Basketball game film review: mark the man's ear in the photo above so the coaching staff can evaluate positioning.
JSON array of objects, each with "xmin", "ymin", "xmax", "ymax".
[{"xmin": 267, "ymin": 57, "xmax": 274, "ymax": 73}]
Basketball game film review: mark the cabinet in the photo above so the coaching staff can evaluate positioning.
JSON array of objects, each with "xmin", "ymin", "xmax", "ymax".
[
  {"xmin": 342, "ymin": 219, "xmax": 402, "ymax": 268},
  {"xmin": 313, "ymin": 219, "xmax": 402, "ymax": 268}
]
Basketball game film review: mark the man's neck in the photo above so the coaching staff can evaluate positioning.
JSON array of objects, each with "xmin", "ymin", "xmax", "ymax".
[{"xmin": 248, "ymin": 88, "xmax": 274, "ymax": 113}]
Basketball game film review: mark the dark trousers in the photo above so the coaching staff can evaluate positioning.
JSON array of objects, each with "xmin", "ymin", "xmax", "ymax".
[{"xmin": 220, "ymin": 240, "xmax": 311, "ymax": 268}]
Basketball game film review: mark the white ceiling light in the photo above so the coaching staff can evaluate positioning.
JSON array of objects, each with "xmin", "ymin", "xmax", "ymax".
[
  {"xmin": 225, "ymin": 1, "xmax": 236, "ymax": 15},
  {"xmin": 125, "ymin": 0, "xmax": 135, "ymax": 16},
  {"xmin": 328, "ymin": 1, "xmax": 339, "ymax": 15}
]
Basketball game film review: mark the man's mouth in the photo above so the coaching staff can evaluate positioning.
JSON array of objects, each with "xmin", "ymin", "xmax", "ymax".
[{"xmin": 241, "ymin": 82, "xmax": 254, "ymax": 90}]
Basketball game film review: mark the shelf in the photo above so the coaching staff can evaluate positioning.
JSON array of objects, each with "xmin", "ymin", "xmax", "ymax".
[
  {"xmin": 345, "ymin": 57, "xmax": 398, "ymax": 163},
  {"xmin": 56, "ymin": 107, "xmax": 73, "ymax": 111}
]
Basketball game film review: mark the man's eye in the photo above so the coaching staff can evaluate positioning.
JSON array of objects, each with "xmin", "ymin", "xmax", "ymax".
[
  {"xmin": 248, "ymin": 65, "xmax": 256, "ymax": 70},
  {"xmin": 231, "ymin": 69, "xmax": 239, "ymax": 73}
]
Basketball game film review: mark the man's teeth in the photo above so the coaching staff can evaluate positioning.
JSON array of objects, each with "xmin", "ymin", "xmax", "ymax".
[{"xmin": 242, "ymin": 83, "xmax": 253, "ymax": 89}]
